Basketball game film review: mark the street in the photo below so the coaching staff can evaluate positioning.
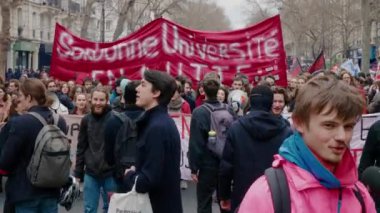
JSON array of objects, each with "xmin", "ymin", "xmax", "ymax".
[{"xmin": 0, "ymin": 181, "xmax": 219, "ymax": 213}]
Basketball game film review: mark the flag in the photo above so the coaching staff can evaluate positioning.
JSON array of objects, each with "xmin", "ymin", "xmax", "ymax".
[
  {"xmin": 289, "ymin": 58, "xmax": 302, "ymax": 78},
  {"xmin": 308, "ymin": 51, "xmax": 326, "ymax": 74},
  {"xmin": 340, "ymin": 59, "xmax": 356, "ymax": 76}
]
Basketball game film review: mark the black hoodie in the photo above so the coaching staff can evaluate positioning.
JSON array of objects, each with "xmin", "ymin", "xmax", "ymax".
[{"xmin": 218, "ymin": 110, "xmax": 292, "ymax": 211}]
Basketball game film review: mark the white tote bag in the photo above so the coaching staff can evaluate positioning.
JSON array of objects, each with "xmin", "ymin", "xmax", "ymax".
[{"xmin": 108, "ymin": 177, "xmax": 153, "ymax": 213}]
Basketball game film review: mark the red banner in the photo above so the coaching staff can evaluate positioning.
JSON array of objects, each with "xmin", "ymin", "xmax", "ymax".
[{"xmin": 51, "ymin": 15, "xmax": 287, "ymax": 86}]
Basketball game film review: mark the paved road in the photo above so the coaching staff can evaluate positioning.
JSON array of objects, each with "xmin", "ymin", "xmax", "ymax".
[{"xmin": 0, "ymin": 181, "xmax": 219, "ymax": 213}]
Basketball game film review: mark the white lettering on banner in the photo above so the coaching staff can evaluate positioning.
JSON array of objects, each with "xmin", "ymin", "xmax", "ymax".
[
  {"xmin": 57, "ymin": 32, "xmax": 74, "ymax": 58},
  {"xmin": 92, "ymin": 70, "xmax": 104, "ymax": 80},
  {"xmin": 162, "ymin": 23, "xmax": 178, "ymax": 55},
  {"xmin": 237, "ymin": 64, "xmax": 251, "ymax": 73},
  {"xmin": 212, "ymin": 65, "xmax": 228, "ymax": 82},
  {"xmin": 160, "ymin": 22, "xmax": 281, "ymax": 61},
  {"xmin": 57, "ymin": 33, "xmax": 160, "ymax": 62},
  {"xmin": 190, "ymin": 63, "xmax": 207, "ymax": 81}
]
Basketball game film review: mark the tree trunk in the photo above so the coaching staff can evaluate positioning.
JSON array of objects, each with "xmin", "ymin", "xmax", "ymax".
[
  {"xmin": 361, "ymin": 0, "xmax": 371, "ymax": 74},
  {"xmin": 0, "ymin": 0, "xmax": 11, "ymax": 80},
  {"xmin": 113, "ymin": 0, "xmax": 135, "ymax": 41},
  {"xmin": 80, "ymin": 0, "xmax": 96, "ymax": 39}
]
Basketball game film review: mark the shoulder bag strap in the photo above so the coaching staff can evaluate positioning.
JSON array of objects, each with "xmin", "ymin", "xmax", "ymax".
[
  {"xmin": 353, "ymin": 184, "xmax": 366, "ymax": 213},
  {"xmin": 265, "ymin": 167, "xmax": 291, "ymax": 213},
  {"xmin": 28, "ymin": 112, "xmax": 48, "ymax": 126}
]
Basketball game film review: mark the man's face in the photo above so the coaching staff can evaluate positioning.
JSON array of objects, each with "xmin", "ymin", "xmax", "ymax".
[
  {"xmin": 136, "ymin": 79, "xmax": 160, "ymax": 110},
  {"xmin": 116, "ymin": 86, "xmax": 123, "ymax": 95},
  {"xmin": 18, "ymin": 91, "xmax": 30, "ymax": 111},
  {"xmin": 289, "ymin": 79, "xmax": 297, "ymax": 89},
  {"xmin": 298, "ymin": 79, "xmax": 306, "ymax": 88},
  {"xmin": 84, "ymin": 81, "xmax": 93, "ymax": 90},
  {"xmin": 272, "ymin": 93, "xmax": 285, "ymax": 115},
  {"xmin": 232, "ymin": 80, "xmax": 243, "ymax": 90},
  {"xmin": 8, "ymin": 83, "xmax": 17, "ymax": 93},
  {"xmin": 294, "ymin": 108, "xmax": 357, "ymax": 169},
  {"xmin": 266, "ymin": 77, "xmax": 275, "ymax": 86},
  {"xmin": 68, "ymin": 80, "xmax": 75, "ymax": 89},
  {"xmin": 90, "ymin": 91, "xmax": 107, "ymax": 114},
  {"xmin": 184, "ymin": 83, "xmax": 192, "ymax": 95},
  {"xmin": 47, "ymin": 82, "xmax": 57, "ymax": 92}
]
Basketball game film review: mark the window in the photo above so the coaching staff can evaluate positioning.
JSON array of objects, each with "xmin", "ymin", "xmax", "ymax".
[
  {"xmin": 40, "ymin": 31, "xmax": 43, "ymax": 39},
  {"xmin": 33, "ymin": 30, "xmax": 35, "ymax": 38},
  {"xmin": 106, "ymin": 20, "xmax": 111, "ymax": 30},
  {"xmin": 47, "ymin": 32, "xmax": 50, "ymax": 40}
]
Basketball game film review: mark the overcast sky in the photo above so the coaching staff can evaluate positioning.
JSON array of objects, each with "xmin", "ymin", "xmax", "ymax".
[{"xmin": 213, "ymin": 0, "xmax": 247, "ymax": 30}]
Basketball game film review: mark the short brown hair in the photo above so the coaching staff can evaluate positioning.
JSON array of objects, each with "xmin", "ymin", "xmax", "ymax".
[
  {"xmin": 292, "ymin": 76, "xmax": 364, "ymax": 126},
  {"xmin": 203, "ymin": 77, "xmax": 220, "ymax": 100},
  {"xmin": 91, "ymin": 86, "xmax": 109, "ymax": 100},
  {"xmin": 9, "ymin": 79, "xmax": 19, "ymax": 89},
  {"xmin": 20, "ymin": 79, "xmax": 48, "ymax": 106},
  {"xmin": 272, "ymin": 86, "xmax": 289, "ymax": 105}
]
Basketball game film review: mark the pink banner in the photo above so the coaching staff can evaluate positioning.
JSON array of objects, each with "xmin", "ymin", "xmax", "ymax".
[{"xmin": 51, "ymin": 15, "xmax": 287, "ymax": 86}]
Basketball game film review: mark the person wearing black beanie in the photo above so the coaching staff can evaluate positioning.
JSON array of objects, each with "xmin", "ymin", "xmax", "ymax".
[{"xmin": 219, "ymin": 85, "xmax": 292, "ymax": 212}]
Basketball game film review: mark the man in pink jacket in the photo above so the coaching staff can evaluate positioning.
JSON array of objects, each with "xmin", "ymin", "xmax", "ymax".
[{"xmin": 239, "ymin": 75, "xmax": 376, "ymax": 213}]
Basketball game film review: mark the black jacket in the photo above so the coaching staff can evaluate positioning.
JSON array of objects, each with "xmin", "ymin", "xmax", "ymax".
[
  {"xmin": 74, "ymin": 106, "xmax": 114, "ymax": 179},
  {"xmin": 359, "ymin": 120, "xmax": 380, "ymax": 175},
  {"xmin": 189, "ymin": 100, "xmax": 235, "ymax": 173},
  {"xmin": 0, "ymin": 106, "xmax": 67, "ymax": 204},
  {"xmin": 124, "ymin": 105, "xmax": 183, "ymax": 213},
  {"xmin": 358, "ymin": 120, "xmax": 380, "ymax": 208},
  {"xmin": 218, "ymin": 110, "xmax": 292, "ymax": 211}
]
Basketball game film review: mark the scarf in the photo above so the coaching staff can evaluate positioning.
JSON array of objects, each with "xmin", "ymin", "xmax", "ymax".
[
  {"xmin": 168, "ymin": 97, "xmax": 183, "ymax": 113},
  {"xmin": 279, "ymin": 132, "xmax": 341, "ymax": 189}
]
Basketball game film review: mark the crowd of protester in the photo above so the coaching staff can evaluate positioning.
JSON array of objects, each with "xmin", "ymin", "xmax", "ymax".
[{"xmin": 0, "ymin": 67, "xmax": 378, "ymax": 212}]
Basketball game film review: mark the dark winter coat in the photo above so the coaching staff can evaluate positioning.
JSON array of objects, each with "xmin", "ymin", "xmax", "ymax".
[
  {"xmin": 74, "ymin": 106, "xmax": 114, "ymax": 179},
  {"xmin": 218, "ymin": 110, "xmax": 292, "ymax": 211},
  {"xmin": 124, "ymin": 105, "xmax": 183, "ymax": 213},
  {"xmin": 0, "ymin": 106, "xmax": 67, "ymax": 204},
  {"xmin": 359, "ymin": 120, "xmax": 380, "ymax": 208}
]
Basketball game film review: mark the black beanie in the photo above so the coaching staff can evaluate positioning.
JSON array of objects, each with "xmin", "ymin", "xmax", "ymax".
[
  {"xmin": 361, "ymin": 166, "xmax": 380, "ymax": 193},
  {"xmin": 249, "ymin": 85, "xmax": 273, "ymax": 112}
]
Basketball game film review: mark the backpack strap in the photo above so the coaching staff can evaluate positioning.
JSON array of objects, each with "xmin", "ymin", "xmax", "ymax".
[
  {"xmin": 203, "ymin": 103, "xmax": 227, "ymax": 112},
  {"xmin": 28, "ymin": 112, "xmax": 48, "ymax": 126},
  {"xmin": 353, "ymin": 184, "xmax": 366, "ymax": 213},
  {"xmin": 265, "ymin": 167, "xmax": 291, "ymax": 213},
  {"xmin": 112, "ymin": 110, "xmax": 127, "ymax": 123},
  {"xmin": 52, "ymin": 113, "xmax": 59, "ymax": 125}
]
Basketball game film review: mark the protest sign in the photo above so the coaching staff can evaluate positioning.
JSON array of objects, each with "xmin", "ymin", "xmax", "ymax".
[{"xmin": 51, "ymin": 15, "xmax": 287, "ymax": 87}]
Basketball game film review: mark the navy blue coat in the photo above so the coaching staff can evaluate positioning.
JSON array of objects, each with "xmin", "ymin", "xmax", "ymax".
[
  {"xmin": 218, "ymin": 110, "xmax": 292, "ymax": 211},
  {"xmin": 125, "ymin": 105, "xmax": 183, "ymax": 213},
  {"xmin": 0, "ymin": 106, "xmax": 67, "ymax": 204}
]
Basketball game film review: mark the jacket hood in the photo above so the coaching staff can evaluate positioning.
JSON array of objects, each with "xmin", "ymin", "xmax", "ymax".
[{"xmin": 239, "ymin": 110, "xmax": 289, "ymax": 140}]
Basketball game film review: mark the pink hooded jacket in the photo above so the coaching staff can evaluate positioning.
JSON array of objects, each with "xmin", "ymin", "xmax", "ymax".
[{"xmin": 238, "ymin": 152, "xmax": 376, "ymax": 213}]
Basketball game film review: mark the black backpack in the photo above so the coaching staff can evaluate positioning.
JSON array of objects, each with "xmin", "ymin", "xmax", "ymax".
[
  {"xmin": 112, "ymin": 111, "xmax": 138, "ymax": 179},
  {"xmin": 265, "ymin": 167, "xmax": 366, "ymax": 213}
]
